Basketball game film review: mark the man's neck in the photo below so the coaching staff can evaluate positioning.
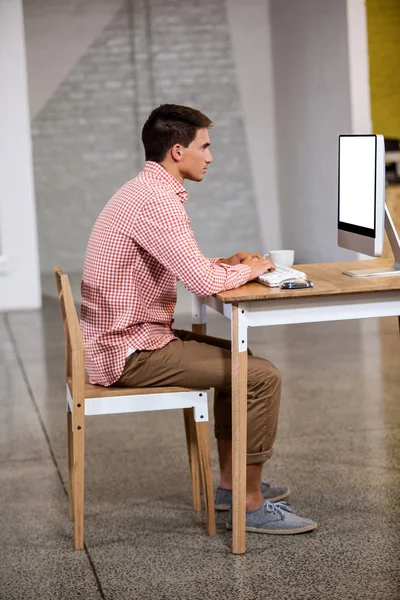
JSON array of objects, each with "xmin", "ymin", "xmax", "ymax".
[{"xmin": 158, "ymin": 160, "xmax": 184, "ymax": 185}]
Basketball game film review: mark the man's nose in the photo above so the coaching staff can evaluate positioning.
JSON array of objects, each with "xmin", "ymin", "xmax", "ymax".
[{"xmin": 206, "ymin": 151, "xmax": 213, "ymax": 164}]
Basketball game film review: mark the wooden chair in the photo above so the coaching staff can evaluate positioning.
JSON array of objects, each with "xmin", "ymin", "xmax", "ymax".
[{"xmin": 54, "ymin": 266, "xmax": 216, "ymax": 549}]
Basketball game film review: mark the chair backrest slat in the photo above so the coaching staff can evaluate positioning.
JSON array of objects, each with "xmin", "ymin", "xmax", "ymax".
[
  {"xmin": 54, "ymin": 267, "xmax": 85, "ymax": 382},
  {"xmin": 61, "ymin": 274, "xmax": 84, "ymax": 352},
  {"xmin": 55, "ymin": 266, "xmax": 72, "ymax": 379}
]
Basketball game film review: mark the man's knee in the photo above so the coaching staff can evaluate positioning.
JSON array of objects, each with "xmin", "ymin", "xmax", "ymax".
[
  {"xmin": 249, "ymin": 358, "xmax": 281, "ymax": 395},
  {"xmin": 268, "ymin": 363, "xmax": 281, "ymax": 388}
]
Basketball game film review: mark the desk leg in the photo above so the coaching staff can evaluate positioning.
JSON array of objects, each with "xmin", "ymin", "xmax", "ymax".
[
  {"xmin": 231, "ymin": 304, "xmax": 248, "ymax": 554},
  {"xmin": 192, "ymin": 294, "xmax": 207, "ymax": 335}
]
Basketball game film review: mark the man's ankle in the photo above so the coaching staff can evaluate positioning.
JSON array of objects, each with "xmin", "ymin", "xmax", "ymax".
[
  {"xmin": 246, "ymin": 494, "xmax": 263, "ymax": 512},
  {"xmin": 218, "ymin": 481, "xmax": 232, "ymax": 490}
]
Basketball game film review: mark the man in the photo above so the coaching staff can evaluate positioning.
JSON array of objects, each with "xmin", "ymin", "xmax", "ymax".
[{"xmin": 81, "ymin": 104, "xmax": 317, "ymax": 534}]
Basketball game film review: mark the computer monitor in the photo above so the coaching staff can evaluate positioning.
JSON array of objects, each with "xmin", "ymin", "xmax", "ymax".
[
  {"xmin": 338, "ymin": 134, "xmax": 400, "ymax": 277},
  {"xmin": 338, "ymin": 134, "xmax": 385, "ymax": 256}
]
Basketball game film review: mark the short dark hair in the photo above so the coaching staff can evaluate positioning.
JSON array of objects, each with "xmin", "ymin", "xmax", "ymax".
[{"xmin": 142, "ymin": 104, "xmax": 213, "ymax": 163}]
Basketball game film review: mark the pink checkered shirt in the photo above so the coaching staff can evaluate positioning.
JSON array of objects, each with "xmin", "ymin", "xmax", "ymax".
[{"xmin": 81, "ymin": 161, "xmax": 252, "ymax": 386}]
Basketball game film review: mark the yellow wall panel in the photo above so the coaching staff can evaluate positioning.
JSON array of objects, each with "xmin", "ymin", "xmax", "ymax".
[{"xmin": 366, "ymin": 0, "xmax": 400, "ymax": 138}]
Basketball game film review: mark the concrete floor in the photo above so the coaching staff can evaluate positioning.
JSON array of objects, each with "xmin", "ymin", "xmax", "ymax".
[{"xmin": 1, "ymin": 278, "xmax": 400, "ymax": 600}]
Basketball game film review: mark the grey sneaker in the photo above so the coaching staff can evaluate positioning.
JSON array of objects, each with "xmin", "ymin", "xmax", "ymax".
[
  {"xmin": 215, "ymin": 481, "xmax": 290, "ymax": 511},
  {"xmin": 226, "ymin": 500, "xmax": 317, "ymax": 535}
]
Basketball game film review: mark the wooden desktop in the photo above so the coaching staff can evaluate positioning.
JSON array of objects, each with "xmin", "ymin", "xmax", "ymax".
[{"xmin": 192, "ymin": 258, "xmax": 400, "ymax": 553}]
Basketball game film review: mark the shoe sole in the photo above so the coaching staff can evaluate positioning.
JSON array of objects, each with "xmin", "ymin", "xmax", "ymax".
[
  {"xmin": 226, "ymin": 522, "xmax": 317, "ymax": 535},
  {"xmin": 215, "ymin": 488, "xmax": 291, "ymax": 511}
]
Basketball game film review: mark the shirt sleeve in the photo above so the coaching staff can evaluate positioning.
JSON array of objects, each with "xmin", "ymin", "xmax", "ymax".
[{"xmin": 133, "ymin": 195, "xmax": 252, "ymax": 296}]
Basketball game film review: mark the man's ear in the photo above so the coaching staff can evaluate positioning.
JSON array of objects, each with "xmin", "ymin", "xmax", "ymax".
[{"xmin": 171, "ymin": 144, "xmax": 183, "ymax": 163}]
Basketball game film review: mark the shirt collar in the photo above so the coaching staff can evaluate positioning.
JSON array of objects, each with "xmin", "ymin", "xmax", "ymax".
[{"xmin": 143, "ymin": 161, "xmax": 188, "ymax": 203}]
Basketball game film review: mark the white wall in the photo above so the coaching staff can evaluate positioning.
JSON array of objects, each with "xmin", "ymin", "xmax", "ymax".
[
  {"xmin": 26, "ymin": 0, "xmax": 264, "ymax": 273},
  {"xmin": 0, "ymin": 0, "xmax": 41, "ymax": 310},
  {"xmin": 346, "ymin": 0, "xmax": 373, "ymax": 135},
  {"xmin": 270, "ymin": 0, "xmax": 364, "ymax": 263},
  {"xmin": 23, "ymin": 0, "xmax": 123, "ymax": 119},
  {"xmin": 226, "ymin": 0, "xmax": 281, "ymax": 254}
]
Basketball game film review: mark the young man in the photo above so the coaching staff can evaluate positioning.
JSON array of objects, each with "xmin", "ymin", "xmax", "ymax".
[{"xmin": 81, "ymin": 104, "xmax": 317, "ymax": 534}]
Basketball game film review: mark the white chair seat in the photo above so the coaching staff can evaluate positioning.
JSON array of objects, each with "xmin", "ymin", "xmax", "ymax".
[{"xmin": 56, "ymin": 266, "xmax": 216, "ymax": 550}]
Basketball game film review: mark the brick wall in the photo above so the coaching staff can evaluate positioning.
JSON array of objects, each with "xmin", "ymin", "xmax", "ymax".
[{"xmin": 30, "ymin": 0, "xmax": 261, "ymax": 273}]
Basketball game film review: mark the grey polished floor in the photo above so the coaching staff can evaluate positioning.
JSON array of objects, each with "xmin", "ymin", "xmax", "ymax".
[{"xmin": 1, "ymin": 279, "xmax": 400, "ymax": 600}]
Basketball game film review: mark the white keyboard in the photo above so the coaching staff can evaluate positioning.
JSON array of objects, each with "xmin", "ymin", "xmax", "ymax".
[{"xmin": 258, "ymin": 263, "xmax": 307, "ymax": 287}]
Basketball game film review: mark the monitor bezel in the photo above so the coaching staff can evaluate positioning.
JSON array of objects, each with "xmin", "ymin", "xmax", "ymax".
[{"xmin": 337, "ymin": 133, "xmax": 377, "ymax": 239}]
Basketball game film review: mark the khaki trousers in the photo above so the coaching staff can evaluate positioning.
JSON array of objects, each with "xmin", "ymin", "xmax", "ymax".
[{"xmin": 115, "ymin": 329, "xmax": 281, "ymax": 465}]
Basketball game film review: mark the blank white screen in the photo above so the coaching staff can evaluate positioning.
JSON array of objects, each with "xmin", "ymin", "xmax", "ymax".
[{"xmin": 339, "ymin": 136, "xmax": 375, "ymax": 230}]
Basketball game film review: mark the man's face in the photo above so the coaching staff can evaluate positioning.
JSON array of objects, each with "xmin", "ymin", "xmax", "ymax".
[{"xmin": 179, "ymin": 128, "xmax": 213, "ymax": 182}]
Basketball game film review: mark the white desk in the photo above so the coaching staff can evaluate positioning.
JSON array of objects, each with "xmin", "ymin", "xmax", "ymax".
[{"xmin": 192, "ymin": 259, "xmax": 400, "ymax": 554}]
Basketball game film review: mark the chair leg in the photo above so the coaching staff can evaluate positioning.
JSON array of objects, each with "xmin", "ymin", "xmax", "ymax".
[
  {"xmin": 183, "ymin": 408, "xmax": 202, "ymax": 512},
  {"xmin": 195, "ymin": 421, "xmax": 216, "ymax": 536},
  {"xmin": 67, "ymin": 409, "xmax": 74, "ymax": 520},
  {"xmin": 72, "ymin": 421, "xmax": 85, "ymax": 550}
]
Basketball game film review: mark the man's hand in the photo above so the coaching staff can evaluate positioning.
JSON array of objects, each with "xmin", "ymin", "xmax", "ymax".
[
  {"xmin": 217, "ymin": 252, "xmax": 264, "ymax": 266},
  {"xmin": 241, "ymin": 255, "xmax": 276, "ymax": 280}
]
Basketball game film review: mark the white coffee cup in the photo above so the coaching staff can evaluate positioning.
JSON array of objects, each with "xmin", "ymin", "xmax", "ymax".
[{"xmin": 264, "ymin": 249, "xmax": 295, "ymax": 267}]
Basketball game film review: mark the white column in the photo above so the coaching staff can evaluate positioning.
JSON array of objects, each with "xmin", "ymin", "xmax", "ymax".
[
  {"xmin": 225, "ymin": 0, "xmax": 281, "ymax": 253},
  {"xmin": 270, "ymin": 0, "xmax": 363, "ymax": 263},
  {"xmin": 346, "ymin": 0, "xmax": 373, "ymax": 135},
  {"xmin": 0, "ymin": 0, "xmax": 41, "ymax": 310}
]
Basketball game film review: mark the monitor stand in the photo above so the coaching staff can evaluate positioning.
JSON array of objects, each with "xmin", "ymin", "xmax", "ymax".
[{"xmin": 343, "ymin": 205, "xmax": 400, "ymax": 277}]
